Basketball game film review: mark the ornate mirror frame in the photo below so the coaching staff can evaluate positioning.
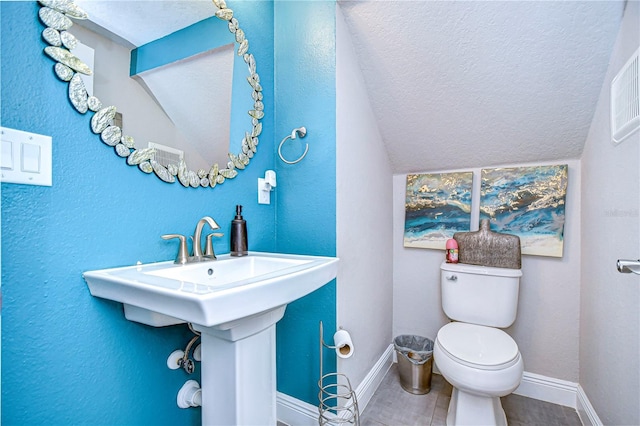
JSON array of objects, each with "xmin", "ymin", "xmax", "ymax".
[{"xmin": 37, "ymin": 0, "xmax": 263, "ymax": 189}]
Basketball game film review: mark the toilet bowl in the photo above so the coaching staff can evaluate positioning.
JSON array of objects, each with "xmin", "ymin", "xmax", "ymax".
[
  {"xmin": 435, "ymin": 322, "xmax": 523, "ymax": 426},
  {"xmin": 435, "ymin": 262, "xmax": 524, "ymax": 425}
]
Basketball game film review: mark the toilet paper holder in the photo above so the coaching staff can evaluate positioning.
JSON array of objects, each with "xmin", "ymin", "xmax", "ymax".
[
  {"xmin": 323, "ymin": 326, "xmax": 354, "ymax": 359},
  {"xmin": 318, "ymin": 321, "xmax": 360, "ymax": 425}
]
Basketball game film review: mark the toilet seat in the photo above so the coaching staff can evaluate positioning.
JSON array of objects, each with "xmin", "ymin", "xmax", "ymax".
[{"xmin": 436, "ymin": 322, "xmax": 520, "ymax": 371}]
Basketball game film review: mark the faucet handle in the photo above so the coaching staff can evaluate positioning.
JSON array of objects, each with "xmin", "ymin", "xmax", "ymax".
[
  {"xmin": 161, "ymin": 234, "xmax": 190, "ymax": 264},
  {"xmin": 204, "ymin": 233, "xmax": 224, "ymax": 259}
]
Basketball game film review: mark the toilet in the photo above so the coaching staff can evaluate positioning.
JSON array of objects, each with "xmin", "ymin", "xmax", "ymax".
[{"xmin": 434, "ymin": 261, "xmax": 524, "ymax": 426}]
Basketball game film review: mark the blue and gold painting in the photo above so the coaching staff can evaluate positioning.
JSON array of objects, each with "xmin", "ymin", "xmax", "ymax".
[
  {"xmin": 480, "ymin": 165, "xmax": 568, "ymax": 257},
  {"xmin": 404, "ymin": 172, "xmax": 473, "ymax": 249}
]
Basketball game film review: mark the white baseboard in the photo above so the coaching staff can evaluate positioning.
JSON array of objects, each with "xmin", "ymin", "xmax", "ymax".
[
  {"xmin": 576, "ymin": 384, "xmax": 603, "ymax": 426},
  {"xmin": 513, "ymin": 371, "xmax": 578, "ymax": 409},
  {"xmin": 276, "ymin": 344, "xmax": 393, "ymax": 425},
  {"xmin": 277, "ymin": 350, "xmax": 601, "ymax": 426},
  {"xmin": 276, "ymin": 391, "xmax": 318, "ymax": 426}
]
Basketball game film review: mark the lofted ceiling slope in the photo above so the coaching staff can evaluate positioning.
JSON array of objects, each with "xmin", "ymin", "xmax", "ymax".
[{"xmin": 338, "ymin": 1, "xmax": 626, "ymax": 174}]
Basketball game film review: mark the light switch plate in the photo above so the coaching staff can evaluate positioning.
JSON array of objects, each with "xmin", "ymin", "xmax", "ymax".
[{"xmin": 1, "ymin": 127, "xmax": 52, "ymax": 186}]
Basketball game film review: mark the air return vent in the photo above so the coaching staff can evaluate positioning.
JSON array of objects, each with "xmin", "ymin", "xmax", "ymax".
[
  {"xmin": 148, "ymin": 142, "xmax": 183, "ymax": 168},
  {"xmin": 611, "ymin": 48, "xmax": 639, "ymax": 144}
]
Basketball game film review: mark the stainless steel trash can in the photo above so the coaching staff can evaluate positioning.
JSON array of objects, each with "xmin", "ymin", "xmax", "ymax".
[{"xmin": 394, "ymin": 335, "xmax": 434, "ymax": 395}]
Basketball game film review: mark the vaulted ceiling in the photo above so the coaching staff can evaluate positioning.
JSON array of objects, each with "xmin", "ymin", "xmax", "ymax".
[{"xmin": 338, "ymin": 1, "xmax": 626, "ymax": 173}]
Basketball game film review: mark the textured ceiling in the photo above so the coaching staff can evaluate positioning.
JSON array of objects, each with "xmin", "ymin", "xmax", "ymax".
[{"xmin": 339, "ymin": 1, "xmax": 626, "ymax": 173}]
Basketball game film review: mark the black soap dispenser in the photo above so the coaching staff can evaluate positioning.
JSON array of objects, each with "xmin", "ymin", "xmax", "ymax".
[{"xmin": 230, "ymin": 205, "xmax": 248, "ymax": 256}]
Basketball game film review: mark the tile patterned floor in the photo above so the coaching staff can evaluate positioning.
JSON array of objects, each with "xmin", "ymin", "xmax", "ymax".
[{"xmin": 359, "ymin": 364, "xmax": 583, "ymax": 426}]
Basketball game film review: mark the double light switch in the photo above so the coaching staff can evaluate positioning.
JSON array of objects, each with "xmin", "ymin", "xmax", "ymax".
[{"xmin": 1, "ymin": 127, "xmax": 52, "ymax": 186}]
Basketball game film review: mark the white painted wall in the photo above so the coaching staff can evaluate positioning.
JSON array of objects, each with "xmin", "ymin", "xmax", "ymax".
[
  {"xmin": 393, "ymin": 159, "xmax": 582, "ymax": 382},
  {"xmin": 337, "ymin": 2, "xmax": 638, "ymax": 422},
  {"xmin": 580, "ymin": 1, "xmax": 640, "ymax": 424},
  {"xmin": 336, "ymin": 6, "xmax": 394, "ymax": 388}
]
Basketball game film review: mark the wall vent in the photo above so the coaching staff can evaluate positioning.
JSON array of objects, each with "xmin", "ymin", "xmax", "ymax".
[
  {"xmin": 148, "ymin": 142, "xmax": 184, "ymax": 168},
  {"xmin": 611, "ymin": 48, "xmax": 639, "ymax": 144}
]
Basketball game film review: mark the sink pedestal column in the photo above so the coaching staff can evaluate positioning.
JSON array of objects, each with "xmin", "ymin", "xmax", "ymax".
[{"xmin": 194, "ymin": 305, "xmax": 286, "ymax": 426}]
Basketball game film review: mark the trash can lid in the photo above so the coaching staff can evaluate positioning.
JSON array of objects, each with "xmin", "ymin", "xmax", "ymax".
[{"xmin": 436, "ymin": 322, "xmax": 519, "ymax": 369}]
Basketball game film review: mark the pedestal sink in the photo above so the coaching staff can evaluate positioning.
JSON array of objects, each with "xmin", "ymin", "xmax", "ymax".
[{"xmin": 83, "ymin": 252, "xmax": 338, "ymax": 425}]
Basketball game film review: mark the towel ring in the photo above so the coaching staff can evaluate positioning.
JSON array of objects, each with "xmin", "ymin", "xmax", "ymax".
[{"xmin": 278, "ymin": 127, "xmax": 308, "ymax": 164}]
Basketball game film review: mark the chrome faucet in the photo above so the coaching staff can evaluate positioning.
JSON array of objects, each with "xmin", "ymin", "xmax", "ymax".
[{"xmin": 192, "ymin": 216, "xmax": 221, "ymax": 260}]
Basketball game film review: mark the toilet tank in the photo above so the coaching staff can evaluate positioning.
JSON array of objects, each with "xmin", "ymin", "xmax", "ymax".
[{"xmin": 440, "ymin": 262, "xmax": 522, "ymax": 328}]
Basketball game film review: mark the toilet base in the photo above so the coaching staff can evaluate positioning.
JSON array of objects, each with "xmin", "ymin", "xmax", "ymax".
[{"xmin": 446, "ymin": 388, "xmax": 507, "ymax": 426}]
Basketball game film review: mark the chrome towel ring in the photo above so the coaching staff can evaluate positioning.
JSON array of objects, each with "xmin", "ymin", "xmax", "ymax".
[{"xmin": 278, "ymin": 127, "xmax": 308, "ymax": 164}]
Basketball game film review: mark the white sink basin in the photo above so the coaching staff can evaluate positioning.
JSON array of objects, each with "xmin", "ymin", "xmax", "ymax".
[
  {"xmin": 85, "ymin": 251, "xmax": 338, "ymax": 424},
  {"xmin": 83, "ymin": 251, "xmax": 338, "ymax": 327}
]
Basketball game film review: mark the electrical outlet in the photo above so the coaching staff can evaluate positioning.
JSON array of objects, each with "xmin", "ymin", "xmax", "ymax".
[{"xmin": 258, "ymin": 178, "xmax": 270, "ymax": 204}]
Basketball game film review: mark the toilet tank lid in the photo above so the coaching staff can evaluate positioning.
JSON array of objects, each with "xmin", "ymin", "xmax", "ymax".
[{"xmin": 440, "ymin": 261, "xmax": 522, "ymax": 277}]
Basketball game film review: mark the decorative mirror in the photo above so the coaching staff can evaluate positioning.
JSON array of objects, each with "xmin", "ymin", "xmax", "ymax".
[{"xmin": 36, "ymin": 0, "xmax": 263, "ymax": 189}]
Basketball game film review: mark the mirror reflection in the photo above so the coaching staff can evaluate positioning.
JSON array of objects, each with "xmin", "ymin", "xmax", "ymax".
[{"xmin": 38, "ymin": 0, "xmax": 263, "ymax": 189}]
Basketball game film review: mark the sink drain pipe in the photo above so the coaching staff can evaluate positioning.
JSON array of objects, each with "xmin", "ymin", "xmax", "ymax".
[{"xmin": 177, "ymin": 380, "xmax": 202, "ymax": 408}]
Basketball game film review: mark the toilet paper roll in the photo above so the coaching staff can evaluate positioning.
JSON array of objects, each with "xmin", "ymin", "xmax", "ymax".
[{"xmin": 333, "ymin": 329, "xmax": 354, "ymax": 359}]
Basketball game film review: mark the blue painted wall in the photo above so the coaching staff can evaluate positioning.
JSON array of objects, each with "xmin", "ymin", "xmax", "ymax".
[
  {"xmin": 2, "ymin": 0, "xmax": 338, "ymax": 421},
  {"xmin": 273, "ymin": 1, "xmax": 337, "ymax": 405},
  {"xmin": 1, "ymin": 1, "xmax": 274, "ymax": 424}
]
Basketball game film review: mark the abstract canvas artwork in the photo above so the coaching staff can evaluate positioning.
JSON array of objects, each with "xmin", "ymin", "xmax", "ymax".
[
  {"xmin": 404, "ymin": 172, "xmax": 473, "ymax": 249},
  {"xmin": 479, "ymin": 164, "xmax": 568, "ymax": 257}
]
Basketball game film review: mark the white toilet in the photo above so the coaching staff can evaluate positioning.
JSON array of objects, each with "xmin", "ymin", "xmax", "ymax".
[{"xmin": 434, "ymin": 261, "xmax": 524, "ymax": 426}]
